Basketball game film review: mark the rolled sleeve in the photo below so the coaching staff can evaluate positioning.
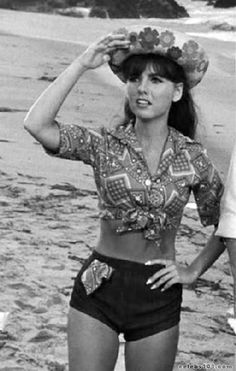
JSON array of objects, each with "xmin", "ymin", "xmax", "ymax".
[
  {"xmin": 44, "ymin": 122, "xmax": 99, "ymax": 166},
  {"xmin": 192, "ymin": 149, "xmax": 224, "ymax": 227}
]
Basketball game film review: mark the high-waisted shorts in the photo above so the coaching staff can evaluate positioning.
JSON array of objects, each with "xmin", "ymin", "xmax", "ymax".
[{"xmin": 70, "ymin": 250, "xmax": 182, "ymax": 342}]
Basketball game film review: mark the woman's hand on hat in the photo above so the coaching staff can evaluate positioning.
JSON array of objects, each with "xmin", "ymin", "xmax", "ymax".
[
  {"xmin": 79, "ymin": 34, "xmax": 130, "ymax": 70},
  {"xmin": 145, "ymin": 259, "xmax": 196, "ymax": 291}
]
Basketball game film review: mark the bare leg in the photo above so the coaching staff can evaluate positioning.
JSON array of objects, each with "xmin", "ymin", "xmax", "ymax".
[
  {"xmin": 125, "ymin": 324, "xmax": 179, "ymax": 371},
  {"xmin": 68, "ymin": 307, "xmax": 119, "ymax": 371}
]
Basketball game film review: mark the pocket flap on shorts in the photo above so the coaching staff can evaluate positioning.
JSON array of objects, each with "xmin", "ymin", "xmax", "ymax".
[{"xmin": 81, "ymin": 259, "xmax": 114, "ymax": 295}]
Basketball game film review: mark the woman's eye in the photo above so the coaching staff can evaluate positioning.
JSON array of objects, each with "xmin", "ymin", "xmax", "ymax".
[{"xmin": 151, "ymin": 76, "xmax": 162, "ymax": 83}]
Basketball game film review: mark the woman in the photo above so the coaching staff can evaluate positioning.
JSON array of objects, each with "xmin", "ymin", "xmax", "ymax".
[{"xmin": 24, "ymin": 26, "xmax": 225, "ymax": 371}]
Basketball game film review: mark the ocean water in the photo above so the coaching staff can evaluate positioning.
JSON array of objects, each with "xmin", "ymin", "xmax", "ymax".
[{"xmin": 177, "ymin": 0, "xmax": 236, "ymax": 41}]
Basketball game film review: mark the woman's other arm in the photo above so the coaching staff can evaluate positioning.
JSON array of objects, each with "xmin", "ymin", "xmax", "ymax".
[
  {"xmin": 146, "ymin": 230, "xmax": 226, "ymax": 290},
  {"xmin": 187, "ymin": 231, "xmax": 226, "ymax": 280}
]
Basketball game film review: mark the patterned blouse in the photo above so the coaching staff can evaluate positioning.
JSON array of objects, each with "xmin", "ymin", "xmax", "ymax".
[{"xmin": 47, "ymin": 122, "xmax": 223, "ymax": 245}]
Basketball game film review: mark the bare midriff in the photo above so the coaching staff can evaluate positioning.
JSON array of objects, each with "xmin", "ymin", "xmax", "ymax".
[{"xmin": 96, "ymin": 219, "xmax": 177, "ymax": 263}]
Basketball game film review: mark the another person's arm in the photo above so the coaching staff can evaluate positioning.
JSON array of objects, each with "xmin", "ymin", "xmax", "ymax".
[
  {"xmin": 216, "ymin": 142, "xmax": 236, "ymax": 316},
  {"xmin": 24, "ymin": 34, "xmax": 130, "ymax": 151},
  {"xmin": 226, "ymin": 239, "xmax": 236, "ymax": 316}
]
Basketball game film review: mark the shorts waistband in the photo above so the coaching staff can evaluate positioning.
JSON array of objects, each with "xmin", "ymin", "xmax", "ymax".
[{"xmin": 91, "ymin": 250, "xmax": 164, "ymax": 273}]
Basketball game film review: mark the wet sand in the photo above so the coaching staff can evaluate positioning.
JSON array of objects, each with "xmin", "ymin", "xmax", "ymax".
[{"xmin": 0, "ymin": 10, "xmax": 235, "ymax": 371}]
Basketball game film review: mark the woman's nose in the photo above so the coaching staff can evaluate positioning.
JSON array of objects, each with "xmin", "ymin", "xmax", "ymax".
[{"xmin": 137, "ymin": 78, "xmax": 148, "ymax": 93}]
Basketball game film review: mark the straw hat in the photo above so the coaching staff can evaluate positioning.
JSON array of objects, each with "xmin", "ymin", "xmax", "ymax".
[{"xmin": 108, "ymin": 25, "xmax": 209, "ymax": 88}]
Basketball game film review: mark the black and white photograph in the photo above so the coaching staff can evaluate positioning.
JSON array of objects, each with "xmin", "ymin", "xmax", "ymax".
[{"xmin": 0, "ymin": 0, "xmax": 235, "ymax": 370}]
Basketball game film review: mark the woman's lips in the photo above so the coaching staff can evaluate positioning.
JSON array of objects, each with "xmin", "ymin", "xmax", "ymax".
[{"xmin": 136, "ymin": 99, "xmax": 151, "ymax": 107}]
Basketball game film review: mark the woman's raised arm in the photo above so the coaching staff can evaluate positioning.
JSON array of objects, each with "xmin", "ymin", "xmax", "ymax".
[{"xmin": 24, "ymin": 34, "xmax": 130, "ymax": 151}]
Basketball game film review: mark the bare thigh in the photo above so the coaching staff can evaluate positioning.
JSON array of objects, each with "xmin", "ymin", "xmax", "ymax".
[
  {"xmin": 125, "ymin": 324, "xmax": 179, "ymax": 371},
  {"xmin": 67, "ymin": 307, "xmax": 119, "ymax": 371}
]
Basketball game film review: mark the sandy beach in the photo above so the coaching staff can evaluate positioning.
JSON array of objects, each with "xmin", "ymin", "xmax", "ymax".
[{"xmin": 0, "ymin": 8, "xmax": 235, "ymax": 371}]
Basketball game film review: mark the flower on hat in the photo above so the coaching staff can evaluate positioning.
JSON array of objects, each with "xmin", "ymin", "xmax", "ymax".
[
  {"xmin": 196, "ymin": 52, "xmax": 209, "ymax": 73},
  {"xmin": 182, "ymin": 40, "xmax": 199, "ymax": 59},
  {"xmin": 167, "ymin": 46, "xmax": 182, "ymax": 61},
  {"xmin": 129, "ymin": 32, "xmax": 143, "ymax": 50},
  {"xmin": 139, "ymin": 27, "xmax": 160, "ymax": 50},
  {"xmin": 129, "ymin": 32, "xmax": 138, "ymax": 44},
  {"xmin": 159, "ymin": 30, "xmax": 175, "ymax": 48},
  {"xmin": 197, "ymin": 59, "xmax": 209, "ymax": 73},
  {"xmin": 181, "ymin": 40, "xmax": 202, "ymax": 73}
]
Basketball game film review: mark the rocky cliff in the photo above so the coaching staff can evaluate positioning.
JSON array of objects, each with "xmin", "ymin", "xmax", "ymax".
[
  {"xmin": 92, "ymin": 0, "xmax": 189, "ymax": 18},
  {"xmin": 0, "ymin": 0, "xmax": 189, "ymax": 18},
  {"xmin": 198, "ymin": 0, "xmax": 236, "ymax": 8}
]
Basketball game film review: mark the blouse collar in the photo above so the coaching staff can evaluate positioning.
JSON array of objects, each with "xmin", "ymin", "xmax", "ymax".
[{"xmin": 108, "ymin": 122, "xmax": 190, "ymax": 155}]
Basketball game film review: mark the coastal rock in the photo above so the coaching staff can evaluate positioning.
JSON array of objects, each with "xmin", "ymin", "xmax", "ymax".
[
  {"xmin": 0, "ymin": 0, "xmax": 86, "ymax": 12},
  {"xmin": 205, "ymin": 0, "xmax": 236, "ymax": 7},
  {"xmin": 211, "ymin": 22, "xmax": 236, "ymax": 31},
  {"xmin": 90, "ymin": 0, "xmax": 189, "ymax": 18},
  {"xmin": 138, "ymin": 0, "xmax": 189, "ymax": 18},
  {"xmin": 0, "ymin": 0, "xmax": 13, "ymax": 9},
  {"xmin": 214, "ymin": 0, "xmax": 236, "ymax": 7}
]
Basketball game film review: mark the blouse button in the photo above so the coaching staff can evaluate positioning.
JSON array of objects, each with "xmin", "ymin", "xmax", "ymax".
[{"xmin": 145, "ymin": 179, "xmax": 152, "ymax": 187}]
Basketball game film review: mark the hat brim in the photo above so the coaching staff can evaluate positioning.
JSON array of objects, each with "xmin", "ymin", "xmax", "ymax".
[{"xmin": 108, "ymin": 26, "xmax": 209, "ymax": 88}]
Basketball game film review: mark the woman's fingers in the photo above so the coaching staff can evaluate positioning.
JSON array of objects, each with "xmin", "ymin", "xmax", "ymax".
[
  {"xmin": 149, "ymin": 271, "xmax": 178, "ymax": 291},
  {"xmin": 97, "ymin": 34, "xmax": 130, "ymax": 51},
  {"xmin": 146, "ymin": 260, "xmax": 181, "ymax": 291},
  {"xmin": 160, "ymin": 277, "xmax": 179, "ymax": 291},
  {"xmin": 96, "ymin": 41, "xmax": 130, "ymax": 53},
  {"xmin": 146, "ymin": 265, "xmax": 176, "ymax": 284},
  {"xmin": 98, "ymin": 33, "xmax": 128, "ymax": 44},
  {"xmin": 145, "ymin": 258, "xmax": 173, "ymax": 266},
  {"xmin": 80, "ymin": 33, "xmax": 130, "ymax": 69}
]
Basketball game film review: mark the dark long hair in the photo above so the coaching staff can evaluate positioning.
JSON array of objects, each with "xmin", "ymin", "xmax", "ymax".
[{"xmin": 121, "ymin": 54, "xmax": 198, "ymax": 139}]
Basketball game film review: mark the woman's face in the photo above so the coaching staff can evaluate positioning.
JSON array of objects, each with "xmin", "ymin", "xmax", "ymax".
[{"xmin": 126, "ymin": 63, "xmax": 183, "ymax": 123}]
